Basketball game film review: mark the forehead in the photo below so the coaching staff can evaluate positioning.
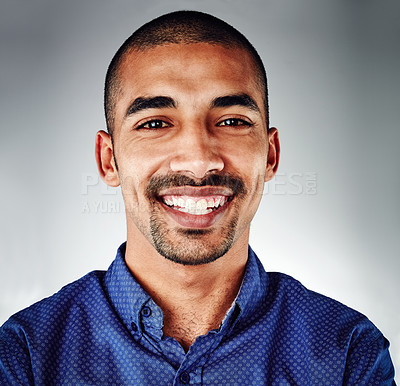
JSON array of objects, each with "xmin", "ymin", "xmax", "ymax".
[{"xmin": 115, "ymin": 43, "xmax": 263, "ymax": 114}]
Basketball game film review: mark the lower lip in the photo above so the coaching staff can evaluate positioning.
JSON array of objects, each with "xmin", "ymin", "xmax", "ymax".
[{"xmin": 159, "ymin": 200, "xmax": 230, "ymax": 228}]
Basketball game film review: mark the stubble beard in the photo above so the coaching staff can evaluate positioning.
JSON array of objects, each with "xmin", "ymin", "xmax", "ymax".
[
  {"xmin": 149, "ymin": 208, "xmax": 239, "ymax": 266},
  {"xmin": 135, "ymin": 173, "xmax": 247, "ymax": 265}
]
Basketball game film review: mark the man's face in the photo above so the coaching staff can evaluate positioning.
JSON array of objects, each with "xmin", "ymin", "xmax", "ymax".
[{"xmin": 107, "ymin": 43, "xmax": 278, "ymax": 265}]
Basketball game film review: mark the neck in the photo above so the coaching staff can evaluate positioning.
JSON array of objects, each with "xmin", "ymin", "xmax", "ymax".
[{"xmin": 125, "ymin": 226, "xmax": 249, "ymax": 351}]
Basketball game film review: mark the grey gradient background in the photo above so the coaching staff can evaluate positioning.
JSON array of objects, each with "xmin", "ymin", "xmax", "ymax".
[{"xmin": 1, "ymin": 0, "xmax": 399, "ymax": 376}]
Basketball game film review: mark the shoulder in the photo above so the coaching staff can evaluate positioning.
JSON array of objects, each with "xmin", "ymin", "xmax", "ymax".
[
  {"xmin": 0, "ymin": 271, "xmax": 108, "ymax": 384},
  {"xmin": 262, "ymin": 272, "xmax": 395, "ymax": 383},
  {"xmin": 265, "ymin": 271, "xmax": 379, "ymax": 335},
  {"xmin": 266, "ymin": 272, "xmax": 363, "ymax": 314},
  {"xmin": 1, "ymin": 270, "xmax": 106, "ymax": 337}
]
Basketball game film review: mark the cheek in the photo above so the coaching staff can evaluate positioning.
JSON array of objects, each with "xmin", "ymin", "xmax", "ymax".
[
  {"xmin": 117, "ymin": 141, "xmax": 155, "ymax": 179},
  {"xmin": 116, "ymin": 147, "xmax": 170, "ymax": 211},
  {"xmin": 239, "ymin": 154, "xmax": 268, "ymax": 205},
  {"xmin": 117, "ymin": 159, "xmax": 146, "ymax": 208},
  {"xmin": 118, "ymin": 137, "xmax": 173, "ymax": 175},
  {"xmin": 119, "ymin": 176, "xmax": 139, "ymax": 212},
  {"xmin": 228, "ymin": 146, "xmax": 268, "ymax": 183},
  {"xmin": 221, "ymin": 131, "xmax": 268, "ymax": 165}
]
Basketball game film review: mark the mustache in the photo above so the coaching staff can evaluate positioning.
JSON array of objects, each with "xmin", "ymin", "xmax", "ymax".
[{"xmin": 146, "ymin": 173, "xmax": 247, "ymax": 198}]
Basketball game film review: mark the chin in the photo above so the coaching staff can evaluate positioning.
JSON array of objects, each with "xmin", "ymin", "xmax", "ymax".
[
  {"xmin": 150, "ymin": 217, "xmax": 238, "ymax": 266},
  {"xmin": 155, "ymin": 242, "xmax": 233, "ymax": 266}
]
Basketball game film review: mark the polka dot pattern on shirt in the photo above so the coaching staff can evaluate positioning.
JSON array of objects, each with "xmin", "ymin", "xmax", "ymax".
[{"xmin": 0, "ymin": 243, "xmax": 395, "ymax": 385}]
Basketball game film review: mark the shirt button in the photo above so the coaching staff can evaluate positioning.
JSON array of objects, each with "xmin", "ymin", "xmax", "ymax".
[
  {"xmin": 179, "ymin": 371, "xmax": 190, "ymax": 384},
  {"xmin": 131, "ymin": 322, "xmax": 138, "ymax": 332},
  {"xmin": 142, "ymin": 306, "xmax": 152, "ymax": 317}
]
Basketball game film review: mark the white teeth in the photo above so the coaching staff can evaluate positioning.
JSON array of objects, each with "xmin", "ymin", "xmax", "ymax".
[
  {"xmin": 163, "ymin": 195, "xmax": 229, "ymax": 214},
  {"xmin": 192, "ymin": 199, "xmax": 208, "ymax": 214},
  {"xmin": 185, "ymin": 199, "xmax": 196, "ymax": 210},
  {"xmin": 197, "ymin": 199, "xmax": 207, "ymax": 210},
  {"xmin": 179, "ymin": 206, "xmax": 212, "ymax": 215}
]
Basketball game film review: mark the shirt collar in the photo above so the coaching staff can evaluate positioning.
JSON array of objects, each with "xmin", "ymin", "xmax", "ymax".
[
  {"xmin": 104, "ymin": 242, "xmax": 159, "ymax": 335},
  {"xmin": 222, "ymin": 246, "xmax": 268, "ymax": 331},
  {"xmin": 104, "ymin": 242, "xmax": 267, "ymax": 337}
]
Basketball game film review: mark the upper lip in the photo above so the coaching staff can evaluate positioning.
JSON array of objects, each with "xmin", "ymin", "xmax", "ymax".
[{"xmin": 157, "ymin": 186, "xmax": 234, "ymax": 197}]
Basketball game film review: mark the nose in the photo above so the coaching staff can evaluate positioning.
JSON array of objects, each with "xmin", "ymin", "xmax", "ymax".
[{"xmin": 169, "ymin": 123, "xmax": 224, "ymax": 179}]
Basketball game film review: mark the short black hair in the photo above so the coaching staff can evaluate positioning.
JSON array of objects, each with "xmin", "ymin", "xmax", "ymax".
[{"xmin": 104, "ymin": 10, "xmax": 269, "ymax": 136}]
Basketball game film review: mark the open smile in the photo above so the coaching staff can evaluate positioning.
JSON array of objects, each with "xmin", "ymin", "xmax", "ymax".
[
  {"xmin": 161, "ymin": 194, "xmax": 230, "ymax": 215},
  {"xmin": 157, "ymin": 187, "xmax": 234, "ymax": 228}
]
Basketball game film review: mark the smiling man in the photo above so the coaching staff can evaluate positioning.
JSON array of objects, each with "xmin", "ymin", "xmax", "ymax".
[{"xmin": 0, "ymin": 11, "xmax": 395, "ymax": 385}]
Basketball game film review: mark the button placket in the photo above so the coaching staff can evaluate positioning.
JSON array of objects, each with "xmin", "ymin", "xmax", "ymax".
[
  {"xmin": 130, "ymin": 320, "xmax": 143, "ymax": 342},
  {"xmin": 140, "ymin": 302, "xmax": 164, "ymax": 343},
  {"xmin": 179, "ymin": 371, "xmax": 190, "ymax": 384},
  {"xmin": 131, "ymin": 322, "xmax": 138, "ymax": 332},
  {"xmin": 142, "ymin": 306, "xmax": 152, "ymax": 317}
]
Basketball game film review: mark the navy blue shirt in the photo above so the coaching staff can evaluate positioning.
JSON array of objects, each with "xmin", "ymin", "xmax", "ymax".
[{"xmin": 0, "ymin": 243, "xmax": 395, "ymax": 385}]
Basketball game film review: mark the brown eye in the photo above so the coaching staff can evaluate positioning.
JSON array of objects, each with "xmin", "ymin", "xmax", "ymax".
[
  {"xmin": 137, "ymin": 120, "xmax": 170, "ymax": 130},
  {"xmin": 217, "ymin": 118, "xmax": 252, "ymax": 127}
]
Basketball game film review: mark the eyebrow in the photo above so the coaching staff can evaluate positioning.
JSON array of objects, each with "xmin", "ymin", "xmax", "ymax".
[
  {"xmin": 211, "ymin": 93, "xmax": 260, "ymax": 113},
  {"xmin": 124, "ymin": 93, "xmax": 260, "ymax": 118},
  {"xmin": 125, "ymin": 96, "xmax": 176, "ymax": 117}
]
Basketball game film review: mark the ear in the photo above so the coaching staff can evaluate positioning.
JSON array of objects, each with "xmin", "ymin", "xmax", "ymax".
[
  {"xmin": 265, "ymin": 127, "xmax": 280, "ymax": 182},
  {"xmin": 95, "ymin": 130, "xmax": 120, "ymax": 187}
]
